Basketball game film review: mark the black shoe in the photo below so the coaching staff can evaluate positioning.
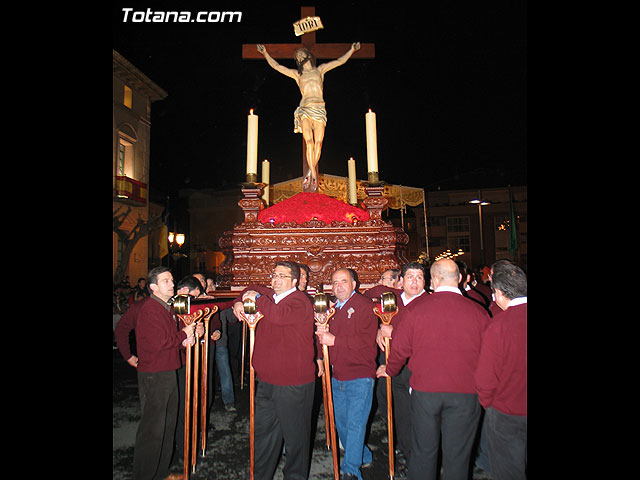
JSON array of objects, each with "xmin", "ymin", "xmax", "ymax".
[{"xmin": 341, "ymin": 474, "xmax": 358, "ymax": 480}]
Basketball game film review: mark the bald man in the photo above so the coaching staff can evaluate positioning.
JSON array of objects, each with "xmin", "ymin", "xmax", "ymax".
[{"xmin": 377, "ymin": 259, "xmax": 490, "ymax": 480}]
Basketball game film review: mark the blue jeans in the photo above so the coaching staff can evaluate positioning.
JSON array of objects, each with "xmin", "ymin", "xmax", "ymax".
[
  {"xmin": 215, "ymin": 343, "xmax": 235, "ymax": 406},
  {"xmin": 331, "ymin": 377, "xmax": 374, "ymax": 480}
]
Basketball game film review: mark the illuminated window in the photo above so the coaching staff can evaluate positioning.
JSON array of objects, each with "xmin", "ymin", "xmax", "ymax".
[
  {"xmin": 118, "ymin": 143, "xmax": 126, "ymax": 175},
  {"xmin": 118, "ymin": 137, "xmax": 134, "ymax": 177},
  {"xmin": 117, "ymin": 124, "xmax": 137, "ymax": 178},
  {"xmin": 124, "ymin": 85, "xmax": 132, "ymax": 108}
]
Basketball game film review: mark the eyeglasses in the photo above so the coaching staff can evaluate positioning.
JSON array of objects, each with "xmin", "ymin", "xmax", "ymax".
[{"xmin": 270, "ymin": 273, "xmax": 293, "ymax": 280}]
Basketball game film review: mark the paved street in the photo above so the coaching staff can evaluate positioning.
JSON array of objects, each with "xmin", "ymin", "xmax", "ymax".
[
  {"xmin": 113, "ymin": 348, "xmax": 400, "ymax": 480},
  {"xmin": 113, "ymin": 348, "xmax": 492, "ymax": 480}
]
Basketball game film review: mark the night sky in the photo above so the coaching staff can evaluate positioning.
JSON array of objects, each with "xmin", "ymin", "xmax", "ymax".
[{"xmin": 113, "ymin": 1, "xmax": 526, "ymax": 205}]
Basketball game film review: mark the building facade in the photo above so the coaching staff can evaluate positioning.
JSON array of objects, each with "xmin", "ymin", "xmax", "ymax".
[
  {"xmin": 113, "ymin": 50, "xmax": 167, "ymax": 284},
  {"xmin": 424, "ymin": 186, "xmax": 527, "ymax": 272}
]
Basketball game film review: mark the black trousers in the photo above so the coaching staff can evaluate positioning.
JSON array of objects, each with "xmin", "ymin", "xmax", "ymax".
[
  {"xmin": 391, "ymin": 366, "xmax": 412, "ymax": 460},
  {"xmin": 253, "ymin": 379, "xmax": 315, "ymax": 480},
  {"xmin": 174, "ymin": 365, "xmax": 186, "ymax": 458},
  {"xmin": 408, "ymin": 391, "xmax": 481, "ymax": 480},
  {"xmin": 485, "ymin": 407, "xmax": 527, "ymax": 480},
  {"xmin": 133, "ymin": 370, "xmax": 179, "ymax": 480}
]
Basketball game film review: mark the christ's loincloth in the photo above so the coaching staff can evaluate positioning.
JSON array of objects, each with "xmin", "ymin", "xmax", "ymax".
[{"xmin": 293, "ymin": 103, "xmax": 327, "ymax": 133}]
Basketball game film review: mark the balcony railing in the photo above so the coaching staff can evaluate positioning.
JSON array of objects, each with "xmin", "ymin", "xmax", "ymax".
[{"xmin": 114, "ymin": 175, "xmax": 147, "ymax": 205}]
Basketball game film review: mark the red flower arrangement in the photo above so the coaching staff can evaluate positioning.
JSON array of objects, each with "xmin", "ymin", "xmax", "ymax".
[{"xmin": 257, "ymin": 192, "xmax": 370, "ymax": 225}]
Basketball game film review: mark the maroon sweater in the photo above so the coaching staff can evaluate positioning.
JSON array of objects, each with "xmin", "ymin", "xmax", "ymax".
[
  {"xmin": 114, "ymin": 300, "xmax": 142, "ymax": 362},
  {"xmin": 489, "ymin": 300, "xmax": 502, "ymax": 318},
  {"xmin": 363, "ymin": 284, "xmax": 403, "ymax": 301},
  {"xmin": 475, "ymin": 303, "xmax": 527, "ymax": 416},
  {"xmin": 364, "ymin": 285, "xmax": 429, "ymax": 365},
  {"xmin": 323, "ymin": 292, "xmax": 378, "ymax": 381},
  {"xmin": 386, "ymin": 290, "xmax": 489, "ymax": 394},
  {"xmin": 135, "ymin": 296, "xmax": 188, "ymax": 373},
  {"xmin": 236, "ymin": 285, "xmax": 316, "ymax": 386}
]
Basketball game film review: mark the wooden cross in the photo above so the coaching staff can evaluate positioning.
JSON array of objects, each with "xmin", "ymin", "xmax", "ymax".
[{"xmin": 242, "ymin": 6, "xmax": 375, "ymax": 191}]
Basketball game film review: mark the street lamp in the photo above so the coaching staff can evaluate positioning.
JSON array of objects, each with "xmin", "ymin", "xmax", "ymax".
[
  {"xmin": 168, "ymin": 232, "xmax": 186, "ymax": 248},
  {"xmin": 469, "ymin": 198, "xmax": 491, "ymax": 264},
  {"xmin": 167, "ymin": 231, "xmax": 187, "ymax": 276}
]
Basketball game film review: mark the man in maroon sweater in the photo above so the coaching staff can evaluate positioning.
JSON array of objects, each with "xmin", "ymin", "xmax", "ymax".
[
  {"xmin": 316, "ymin": 268, "xmax": 378, "ymax": 480},
  {"xmin": 475, "ymin": 261, "xmax": 527, "ymax": 480},
  {"xmin": 377, "ymin": 259, "xmax": 489, "ymax": 480},
  {"xmin": 366, "ymin": 262, "xmax": 428, "ymax": 470},
  {"xmin": 128, "ymin": 267, "xmax": 196, "ymax": 480},
  {"xmin": 362, "ymin": 269, "xmax": 401, "ymax": 410},
  {"xmin": 232, "ymin": 261, "xmax": 317, "ymax": 480}
]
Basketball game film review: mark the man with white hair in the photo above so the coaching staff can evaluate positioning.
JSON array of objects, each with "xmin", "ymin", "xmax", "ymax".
[{"xmin": 475, "ymin": 261, "xmax": 527, "ymax": 480}]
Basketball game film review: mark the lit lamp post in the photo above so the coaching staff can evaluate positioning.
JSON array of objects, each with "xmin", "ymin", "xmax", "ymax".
[
  {"xmin": 168, "ymin": 231, "xmax": 186, "ymax": 275},
  {"xmin": 469, "ymin": 198, "xmax": 490, "ymax": 264},
  {"xmin": 168, "ymin": 232, "xmax": 186, "ymax": 249}
]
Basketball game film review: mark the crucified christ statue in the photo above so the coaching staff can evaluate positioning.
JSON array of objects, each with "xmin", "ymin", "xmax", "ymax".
[{"xmin": 257, "ymin": 42, "xmax": 361, "ymax": 192}]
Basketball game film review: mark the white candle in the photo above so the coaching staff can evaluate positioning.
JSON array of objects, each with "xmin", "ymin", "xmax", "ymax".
[
  {"xmin": 261, "ymin": 159, "xmax": 270, "ymax": 204},
  {"xmin": 365, "ymin": 109, "xmax": 378, "ymax": 174},
  {"xmin": 347, "ymin": 157, "xmax": 357, "ymax": 205},
  {"xmin": 246, "ymin": 109, "xmax": 258, "ymax": 176}
]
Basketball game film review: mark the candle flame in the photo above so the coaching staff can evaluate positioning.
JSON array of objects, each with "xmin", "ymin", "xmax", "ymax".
[
  {"xmin": 368, "ymin": 108, "xmax": 372, "ymax": 113},
  {"xmin": 250, "ymin": 108, "xmax": 254, "ymax": 115}
]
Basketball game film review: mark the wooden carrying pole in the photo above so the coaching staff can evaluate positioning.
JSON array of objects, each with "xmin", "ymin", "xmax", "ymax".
[
  {"xmin": 321, "ymin": 368, "xmax": 331, "ymax": 450},
  {"xmin": 191, "ymin": 328, "xmax": 200, "ymax": 472},
  {"xmin": 374, "ymin": 293, "xmax": 399, "ymax": 480},
  {"xmin": 313, "ymin": 293, "xmax": 339, "ymax": 480},
  {"xmin": 383, "ymin": 336, "xmax": 394, "ymax": 480},
  {"xmin": 240, "ymin": 320, "xmax": 247, "ymax": 390},
  {"xmin": 177, "ymin": 309, "xmax": 204, "ymax": 480},
  {"xmin": 184, "ymin": 338, "xmax": 193, "ymax": 480},
  {"xmin": 174, "ymin": 296, "xmax": 218, "ymax": 479},
  {"xmin": 200, "ymin": 312, "xmax": 212, "ymax": 457},
  {"xmin": 240, "ymin": 298, "xmax": 264, "ymax": 480}
]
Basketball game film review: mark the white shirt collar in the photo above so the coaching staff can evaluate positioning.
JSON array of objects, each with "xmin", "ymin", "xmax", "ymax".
[
  {"xmin": 401, "ymin": 289, "xmax": 426, "ymax": 305},
  {"xmin": 273, "ymin": 287, "xmax": 297, "ymax": 304},
  {"xmin": 507, "ymin": 296, "xmax": 527, "ymax": 308},
  {"xmin": 434, "ymin": 285, "xmax": 463, "ymax": 295}
]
